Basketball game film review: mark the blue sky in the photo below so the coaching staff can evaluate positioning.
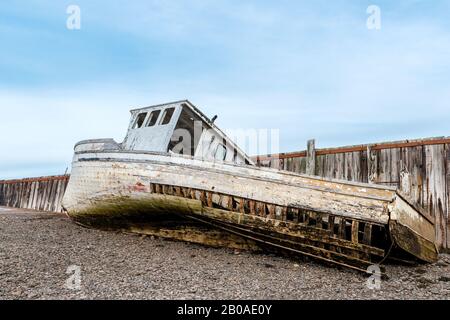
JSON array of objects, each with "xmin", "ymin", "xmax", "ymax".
[{"xmin": 1, "ymin": 0, "xmax": 449, "ymax": 179}]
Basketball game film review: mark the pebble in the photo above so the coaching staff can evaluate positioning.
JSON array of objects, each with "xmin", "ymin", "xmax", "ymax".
[{"xmin": 436, "ymin": 260, "xmax": 449, "ymax": 267}]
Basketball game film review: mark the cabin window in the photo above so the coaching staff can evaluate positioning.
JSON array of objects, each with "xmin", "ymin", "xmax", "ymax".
[
  {"xmin": 146, "ymin": 110, "xmax": 161, "ymax": 127},
  {"xmin": 160, "ymin": 108, "xmax": 175, "ymax": 125},
  {"xmin": 133, "ymin": 113, "xmax": 148, "ymax": 129},
  {"xmin": 214, "ymin": 144, "xmax": 227, "ymax": 161}
]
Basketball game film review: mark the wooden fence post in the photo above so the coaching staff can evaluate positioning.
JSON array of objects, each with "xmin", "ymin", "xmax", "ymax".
[
  {"xmin": 306, "ymin": 139, "xmax": 316, "ymax": 176},
  {"xmin": 367, "ymin": 145, "xmax": 377, "ymax": 184}
]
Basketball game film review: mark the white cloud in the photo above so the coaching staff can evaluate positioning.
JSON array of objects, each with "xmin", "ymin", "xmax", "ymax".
[{"xmin": 1, "ymin": 1, "xmax": 450, "ymax": 177}]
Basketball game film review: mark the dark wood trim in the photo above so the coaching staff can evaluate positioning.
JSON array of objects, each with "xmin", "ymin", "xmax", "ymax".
[
  {"xmin": 255, "ymin": 137, "xmax": 450, "ymax": 161},
  {"xmin": 0, "ymin": 175, "xmax": 70, "ymax": 185}
]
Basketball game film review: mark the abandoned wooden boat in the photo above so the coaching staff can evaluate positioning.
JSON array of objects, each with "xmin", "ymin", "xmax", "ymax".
[{"xmin": 62, "ymin": 100, "xmax": 438, "ymax": 273}]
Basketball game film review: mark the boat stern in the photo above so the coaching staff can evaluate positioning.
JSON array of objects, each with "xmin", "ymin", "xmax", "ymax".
[{"xmin": 388, "ymin": 193, "xmax": 439, "ymax": 263}]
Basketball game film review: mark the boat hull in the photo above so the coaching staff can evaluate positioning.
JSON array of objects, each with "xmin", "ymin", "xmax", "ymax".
[{"xmin": 62, "ymin": 150, "xmax": 438, "ymax": 272}]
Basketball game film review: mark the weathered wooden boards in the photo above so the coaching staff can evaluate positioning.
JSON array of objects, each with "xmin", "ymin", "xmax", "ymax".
[
  {"xmin": 64, "ymin": 151, "xmax": 395, "ymax": 226},
  {"xmin": 255, "ymin": 137, "xmax": 450, "ymax": 251},
  {"xmin": 423, "ymin": 144, "xmax": 447, "ymax": 250},
  {"xmin": 446, "ymin": 145, "xmax": 450, "ymax": 250},
  {"xmin": 0, "ymin": 176, "xmax": 69, "ymax": 213}
]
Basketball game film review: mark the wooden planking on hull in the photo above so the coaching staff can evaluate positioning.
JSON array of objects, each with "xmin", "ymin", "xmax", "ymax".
[
  {"xmin": 145, "ymin": 182, "xmax": 389, "ymax": 272},
  {"xmin": 186, "ymin": 214, "xmax": 380, "ymax": 273}
]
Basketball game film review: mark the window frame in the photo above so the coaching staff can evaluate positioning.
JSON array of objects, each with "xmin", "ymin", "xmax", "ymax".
[
  {"xmin": 214, "ymin": 143, "xmax": 227, "ymax": 161},
  {"xmin": 159, "ymin": 107, "xmax": 176, "ymax": 126},
  {"xmin": 146, "ymin": 110, "xmax": 162, "ymax": 127},
  {"xmin": 133, "ymin": 112, "xmax": 148, "ymax": 129}
]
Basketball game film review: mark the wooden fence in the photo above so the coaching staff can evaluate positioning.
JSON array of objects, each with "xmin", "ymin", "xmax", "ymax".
[
  {"xmin": 0, "ymin": 175, "xmax": 70, "ymax": 213},
  {"xmin": 254, "ymin": 137, "xmax": 450, "ymax": 251}
]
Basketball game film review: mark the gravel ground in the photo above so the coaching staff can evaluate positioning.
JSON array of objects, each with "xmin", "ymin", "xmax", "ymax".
[{"xmin": 0, "ymin": 207, "xmax": 449, "ymax": 300}]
